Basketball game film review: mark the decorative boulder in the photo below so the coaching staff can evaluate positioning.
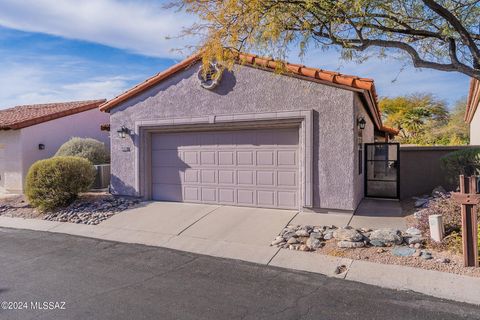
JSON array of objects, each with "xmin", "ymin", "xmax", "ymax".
[
  {"xmin": 369, "ymin": 228, "xmax": 403, "ymax": 246},
  {"xmin": 333, "ymin": 228, "xmax": 363, "ymax": 242}
]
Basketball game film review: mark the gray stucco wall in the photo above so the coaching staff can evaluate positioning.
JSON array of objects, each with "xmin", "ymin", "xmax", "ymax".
[
  {"xmin": 353, "ymin": 94, "xmax": 375, "ymax": 209},
  {"xmin": 109, "ymin": 63, "xmax": 364, "ymax": 211},
  {"xmin": 399, "ymin": 145, "xmax": 479, "ymax": 199}
]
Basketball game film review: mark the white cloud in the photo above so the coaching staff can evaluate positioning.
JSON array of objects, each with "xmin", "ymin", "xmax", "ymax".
[
  {"xmin": 0, "ymin": 0, "xmax": 194, "ymax": 58},
  {"xmin": 0, "ymin": 56, "xmax": 134, "ymax": 108}
]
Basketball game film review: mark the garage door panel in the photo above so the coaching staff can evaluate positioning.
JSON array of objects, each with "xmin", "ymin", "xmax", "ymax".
[
  {"xmin": 218, "ymin": 189, "xmax": 235, "ymax": 203},
  {"xmin": 237, "ymin": 151, "xmax": 254, "ymax": 166},
  {"xmin": 152, "ymin": 184, "xmax": 183, "ymax": 201},
  {"xmin": 278, "ymin": 191, "xmax": 296, "ymax": 208},
  {"xmin": 152, "ymin": 168, "xmax": 182, "ymax": 184},
  {"xmin": 151, "ymin": 128, "xmax": 299, "ymax": 209},
  {"xmin": 257, "ymin": 190, "xmax": 275, "ymax": 206},
  {"xmin": 277, "ymin": 150, "xmax": 297, "ymax": 166},
  {"xmin": 218, "ymin": 151, "xmax": 235, "ymax": 165},
  {"xmin": 237, "ymin": 170, "xmax": 254, "ymax": 185},
  {"xmin": 277, "ymin": 171, "xmax": 297, "ymax": 187},
  {"xmin": 256, "ymin": 171, "xmax": 274, "ymax": 186},
  {"xmin": 200, "ymin": 151, "xmax": 216, "ymax": 165},
  {"xmin": 200, "ymin": 170, "xmax": 216, "ymax": 184},
  {"xmin": 201, "ymin": 188, "xmax": 217, "ymax": 202},
  {"xmin": 218, "ymin": 170, "xmax": 235, "ymax": 185},
  {"xmin": 184, "ymin": 187, "xmax": 199, "ymax": 201},
  {"xmin": 237, "ymin": 189, "xmax": 255, "ymax": 205},
  {"xmin": 152, "ymin": 150, "xmax": 183, "ymax": 167},
  {"xmin": 184, "ymin": 169, "xmax": 199, "ymax": 183},
  {"xmin": 256, "ymin": 151, "xmax": 275, "ymax": 166}
]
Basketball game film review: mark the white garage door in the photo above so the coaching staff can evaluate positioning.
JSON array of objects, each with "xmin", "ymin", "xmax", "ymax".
[{"xmin": 151, "ymin": 128, "xmax": 299, "ymax": 209}]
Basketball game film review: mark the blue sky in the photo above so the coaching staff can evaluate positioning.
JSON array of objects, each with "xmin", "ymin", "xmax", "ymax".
[{"xmin": 0, "ymin": 0, "xmax": 471, "ymax": 109}]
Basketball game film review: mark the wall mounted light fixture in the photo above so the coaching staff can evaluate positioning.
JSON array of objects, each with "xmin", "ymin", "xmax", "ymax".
[
  {"xmin": 357, "ymin": 117, "xmax": 366, "ymax": 130},
  {"xmin": 117, "ymin": 125, "xmax": 131, "ymax": 139}
]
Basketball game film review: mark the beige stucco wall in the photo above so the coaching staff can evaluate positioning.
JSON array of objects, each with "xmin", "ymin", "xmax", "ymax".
[
  {"xmin": 108, "ymin": 63, "xmax": 376, "ymax": 211},
  {"xmin": 19, "ymin": 108, "xmax": 110, "ymax": 190},
  {"xmin": 0, "ymin": 108, "xmax": 109, "ymax": 193},
  {"xmin": 470, "ymin": 103, "xmax": 480, "ymax": 145},
  {"xmin": 0, "ymin": 130, "xmax": 22, "ymax": 193}
]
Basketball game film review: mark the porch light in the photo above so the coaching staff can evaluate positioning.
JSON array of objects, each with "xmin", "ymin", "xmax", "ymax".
[
  {"xmin": 117, "ymin": 125, "xmax": 130, "ymax": 139},
  {"xmin": 357, "ymin": 117, "xmax": 366, "ymax": 130}
]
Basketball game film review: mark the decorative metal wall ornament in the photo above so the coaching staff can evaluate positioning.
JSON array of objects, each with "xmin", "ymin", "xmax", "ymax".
[{"xmin": 198, "ymin": 62, "xmax": 223, "ymax": 90}]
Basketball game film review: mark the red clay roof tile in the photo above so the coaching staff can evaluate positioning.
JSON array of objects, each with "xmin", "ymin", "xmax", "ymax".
[{"xmin": 0, "ymin": 99, "xmax": 106, "ymax": 130}]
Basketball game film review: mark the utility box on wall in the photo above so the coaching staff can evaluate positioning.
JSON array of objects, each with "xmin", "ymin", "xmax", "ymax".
[{"xmin": 92, "ymin": 164, "xmax": 111, "ymax": 190}]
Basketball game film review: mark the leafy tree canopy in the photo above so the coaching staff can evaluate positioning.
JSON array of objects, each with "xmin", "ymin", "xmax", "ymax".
[
  {"xmin": 176, "ymin": 0, "xmax": 480, "ymax": 79},
  {"xmin": 380, "ymin": 94, "xmax": 469, "ymax": 145}
]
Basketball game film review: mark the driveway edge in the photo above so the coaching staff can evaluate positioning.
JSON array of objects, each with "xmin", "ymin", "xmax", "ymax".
[{"xmin": 0, "ymin": 217, "xmax": 479, "ymax": 306}]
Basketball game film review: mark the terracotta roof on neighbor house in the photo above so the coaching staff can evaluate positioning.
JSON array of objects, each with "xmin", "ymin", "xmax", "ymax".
[
  {"xmin": 466, "ymin": 78, "xmax": 479, "ymax": 124},
  {"xmin": 380, "ymin": 125, "xmax": 400, "ymax": 135},
  {"xmin": 0, "ymin": 99, "xmax": 106, "ymax": 130},
  {"xmin": 99, "ymin": 52, "xmax": 397, "ymax": 134}
]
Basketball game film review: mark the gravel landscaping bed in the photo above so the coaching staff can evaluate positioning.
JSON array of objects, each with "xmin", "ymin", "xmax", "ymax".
[
  {"xmin": 271, "ymin": 223, "xmax": 480, "ymax": 277},
  {"xmin": 0, "ymin": 193, "xmax": 140, "ymax": 225}
]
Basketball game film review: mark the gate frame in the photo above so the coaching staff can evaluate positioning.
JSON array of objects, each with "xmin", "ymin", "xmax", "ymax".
[{"xmin": 364, "ymin": 142, "xmax": 401, "ymax": 199}]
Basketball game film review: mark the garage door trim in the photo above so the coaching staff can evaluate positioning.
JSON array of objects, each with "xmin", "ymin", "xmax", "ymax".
[{"xmin": 134, "ymin": 110, "xmax": 313, "ymax": 209}]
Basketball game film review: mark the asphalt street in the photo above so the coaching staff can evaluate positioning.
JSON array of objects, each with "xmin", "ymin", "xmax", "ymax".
[{"xmin": 0, "ymin": 227, "xmax": 479, "ymax": 320}]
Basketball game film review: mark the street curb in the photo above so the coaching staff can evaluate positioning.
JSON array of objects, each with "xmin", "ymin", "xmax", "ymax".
[{"xmin": 0, "ymin": 217, "xmax": 479, "ymax": 306}]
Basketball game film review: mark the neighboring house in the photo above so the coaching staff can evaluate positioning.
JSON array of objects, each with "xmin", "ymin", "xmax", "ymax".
[
  {"xmin": 0, "ymin": 99, "xmax": 109, "ymax": 193},
  {"xmin": 466, "ymin": 79, "xmax": 480, "ymax": 145},
  {"xmin": 100, "ymin": 53, "xmax": 397, "ymax": 213}
]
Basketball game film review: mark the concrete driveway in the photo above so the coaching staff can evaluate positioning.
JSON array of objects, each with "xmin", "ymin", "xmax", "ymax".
[{"xmin": 102, "ymin": 202, "xmax": 298, "ymax": 245}]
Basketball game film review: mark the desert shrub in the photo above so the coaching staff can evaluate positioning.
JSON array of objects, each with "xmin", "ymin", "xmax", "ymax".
[
  {"xmin": 25, "ymin": 156, "xmax": 96, "ymax": 211},
  {"xmin": 55, "ymin": 137, "xmax": 110, "ymax": 165},
  {"xmin": 440, "ymin": 148, "xmax": 480, "ymax": 183}
]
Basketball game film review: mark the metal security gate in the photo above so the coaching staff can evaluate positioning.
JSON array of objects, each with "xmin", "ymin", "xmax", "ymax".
[{"xmin": 365, "ymin": 143, "xmax": 400, "ymax": 199}]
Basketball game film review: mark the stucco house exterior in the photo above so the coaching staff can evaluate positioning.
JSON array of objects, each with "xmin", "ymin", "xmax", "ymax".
[
  {"xmin": 100, "ymin": 53, "xmax": 397, "ymax": 213},
  {"xmin": 466, "ymin": 79, "xmax": 480, "ymax": 145},
  {"xmin": 0, "ymin": 99, "xmax": 109, "ymax": 193}
]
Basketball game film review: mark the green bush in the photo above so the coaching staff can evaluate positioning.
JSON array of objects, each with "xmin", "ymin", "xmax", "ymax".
[
  {"xmin": 25, "ymin": 156, "xmax": 96, "ymax": 211},
  {"xmin": 440, "ymin": 148, "xmax": 480, "ymax": 183},
  {"xmin": 55, "ymin": 137, "xmax": 110, "ymax": 165}
]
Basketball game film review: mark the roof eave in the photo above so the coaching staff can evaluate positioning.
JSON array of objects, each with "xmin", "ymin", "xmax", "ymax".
[
  {"xmin": 466, "ymin": 78, "xmax": 480, "ymax": 124},
  {"xmin": 0, "ymin": 100, "xmax": 106, "ymax": 130}
]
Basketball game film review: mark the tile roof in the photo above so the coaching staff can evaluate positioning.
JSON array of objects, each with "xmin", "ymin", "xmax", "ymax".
[
  {"xmin": 99, "ymin": 52, "xmax": 396, "ymax": 134},
  {"xmin": 0, "ymin": 99, "xmax": 106, "ymax": 130},
  {"xmin": 466, "ymin": 78, "xmax": 479, "ymax": 124}
]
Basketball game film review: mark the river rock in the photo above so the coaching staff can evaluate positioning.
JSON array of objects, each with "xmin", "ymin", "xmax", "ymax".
[
  {"xmin": 287, "ymin": 237, "xmax": 299, "ymax": 244},
  {"xmin": 431, "ymin": 186, "xmax": 447, "ymax": 197},
  {"xmin": 405, "ymin": 227, "xmax": 422, "ymax": 236},
  {"xmin": 337, "ymin": 241, "xmax": 365, "ymax": 248},
  {"xmin": 295, "ymin": 229, "xmax": 310, "ymax": 237},
  {"xmin": 306, "ymin": 238, "xmax": 323, "ymax": 250},
  {"xmin": 405, "ymin": 236, "xmax": 424, "ymax": 245},
  {"xmin": 414, "ymin": 199, "xmax": 429, "ymax": 208},
  {"xmin": 333, "ymin": 228, "xmax": 363, "ymax": 242},
  {"xmin": 392, "ymin": 246, "xmax": 416, "ymax": 257},
  {"xmin": 369, "ymin": 228, "xmax": 403, "ymax": 246},
  {"xmin": 309, "ymin": 232, "xmax": 323, "ymax": 240}
]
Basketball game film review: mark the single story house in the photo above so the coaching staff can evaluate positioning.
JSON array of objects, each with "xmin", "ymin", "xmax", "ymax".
[
  {"xmin": 99, "ymin": 53, "xmax": 398, "ymax": 213},
  {"xmin": 466, "ymin": 79, "xmax": 480, "ymax": 145},
  {"xmin": 0, "ymin": 99, "xmax": 109, "ymax": 193}
]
